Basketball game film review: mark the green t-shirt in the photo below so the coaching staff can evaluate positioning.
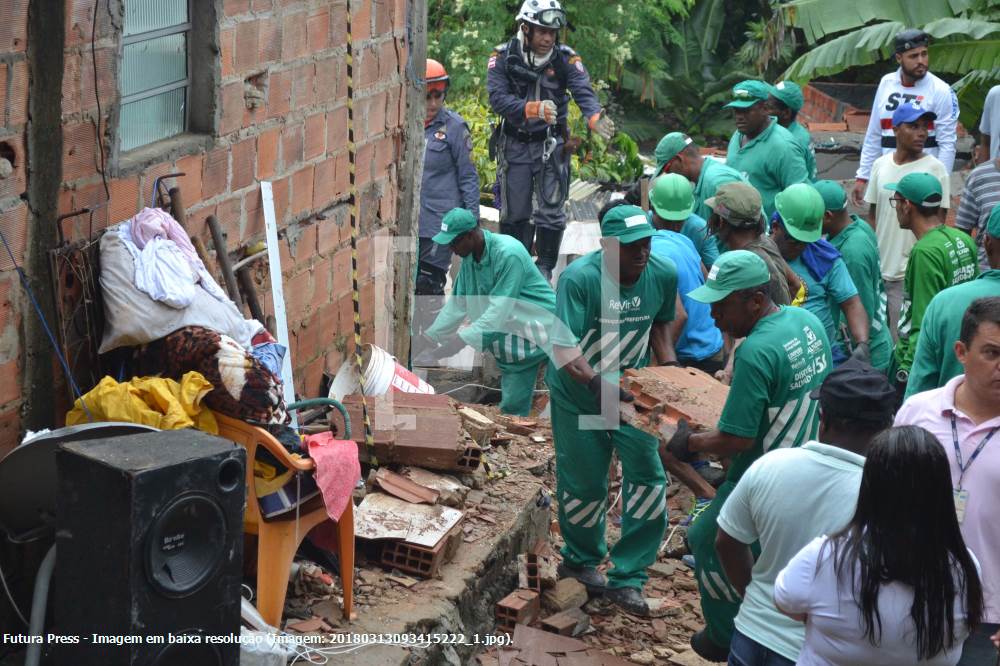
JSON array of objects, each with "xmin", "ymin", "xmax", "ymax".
[
  {"xmin": 546, "ymin": 251, "xmax": 678, "ymax": 414},
  {"xmin": 896, "ymin": 226, "xmax": 979, "ymax": 373},
  {"xmin": 692, "ymin": 157, "xmax": 747, "ymax": 222},
  {"xmin": 680, "ymin": 213, "xmax": 720, "ymax": 268},
  {"xmin": 906, "ymin": 269, "xmax": 1000, "ymax": 398},
  {"xmin": 787, "ymin": 255, "xmax": 858, "ymax": 363},
  {"xmin": 726, "ymin": 120, "xmax": 808, "ymax": 217},
  {"xmin": 827, "ymin": 216, "xmax": 892, "ymax": 371},
  {"xmin": 787, "ymin": 120, "xmax": 817, "ymax": 182},
  {"xmin": 426, "ymin": 230, "xmax": 558, "ymax": 354},
  {"xmin": 718, "ymin": 306, "xmax": 831, "ymax": 482}
]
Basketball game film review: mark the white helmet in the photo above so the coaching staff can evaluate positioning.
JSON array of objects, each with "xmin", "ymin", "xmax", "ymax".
[{"xmin": 516, "ymin": 0, "xmax": 567, "ymax": 29}]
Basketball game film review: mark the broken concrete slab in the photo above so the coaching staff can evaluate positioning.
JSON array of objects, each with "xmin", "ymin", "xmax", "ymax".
[
  {"xmin": 460, "ymin": 406, "xmax": 498, "ymax": 447},
  {"xmin": 497, "ymin": 624, "xmax": 633, "ymax": 666},
  {"xmin": 542, "ymin": 578, "xmax": 588, "ymax": 613},
  {"xmin": 354, "ymin": 492, "xmax": 463, "ymax": 547},
  {"xmin": 540, "ymin": 607, "xmax": 590, "ymax": 636},
  {"xmin": 648, "ymin": 561, "xmax": 677, "ymax": 578},
  {"xmin": 400, "ymin": 466, "xmax": 469, "ymax": 507},
  {"xmin": 337, "ymin": 393, "xmax": 482, "ymax": 472}
]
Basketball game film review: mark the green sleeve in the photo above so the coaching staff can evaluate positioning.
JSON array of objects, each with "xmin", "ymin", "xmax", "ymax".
[
  {"xmin": 775, "ymin": 141, "xmax": 808, "ymax": 188},
  {"xmin": 898, "ymin": 248, "xmax": 947, "ymax": 372},
  {"xmin": 826, "ymin": 258, "xmax": 859, "ymax": 304},
  {"xmin": 905, "ymin": 296, "xmax": 944, "ymax": 398},
  {"xmin": 653, "ymin": 258, "xmax": 678, "ymax": 323},
  {"xmin": 718, "ymin": 342, "xmax": 772, "ymax": 438},
  {"xmin": 552, "ymin": 272, "xmax": 587, "ymax": 348},
  {"xmin": 843, "ymin": 243, "xmax": 879, "ymax": 322},
  {"xmin": 425, "ymin": 268, "xmax": 468, "ymax": 343},
  {"xmin": 458, "ymin": 250, "xmax": 528, "ymax": 349}
]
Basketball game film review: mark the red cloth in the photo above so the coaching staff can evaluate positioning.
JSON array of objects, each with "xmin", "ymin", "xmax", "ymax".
[{"xmin": 306, "ymin": 432, "xmax": 360, "ymax": 521}]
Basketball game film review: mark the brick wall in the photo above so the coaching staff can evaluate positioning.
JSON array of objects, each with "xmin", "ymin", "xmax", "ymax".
[{"xmin": 0, "ymin": 0, "xmax": 415, "ymax": 455}]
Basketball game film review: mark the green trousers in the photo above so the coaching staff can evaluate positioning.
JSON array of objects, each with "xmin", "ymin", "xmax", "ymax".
[
  {"xmin": 486, "ymin": 332, "xmax": 546, "ymax": 417},
  {"xmin": 551, "ymin": 398, "xmax": 668, "ymax": 590},
  {"xmin": 687, "ymin": 479, "xmax": 748, "ymax": 649}
]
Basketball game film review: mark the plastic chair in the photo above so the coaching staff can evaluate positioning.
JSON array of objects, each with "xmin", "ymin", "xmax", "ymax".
[{"xmin": 215, "ymin": 398, "xmax": 354, "ymax": 627}]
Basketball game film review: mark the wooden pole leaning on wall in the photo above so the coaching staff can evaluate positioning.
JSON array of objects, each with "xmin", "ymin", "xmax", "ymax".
[{"xmin": 206, "ymin": 214, "xmax": 242, "ymax": 303}]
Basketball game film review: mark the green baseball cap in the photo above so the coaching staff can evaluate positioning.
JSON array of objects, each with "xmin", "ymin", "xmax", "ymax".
[
  {"xmin": 988, "ymin": 205, "xmax": 1000, "ymax": 238},
  {"xmin": 770, "ymin": 81, "xmax": 804, "ymax": 112},
  {"xmin": 813, "ymin": 180, "xmax": 847, "ymax": 212},
  {"xmin": 725, "ymin": 80, "xmax": 771, "ymax": 109},
  {"xmin": 705, "ymin": 182, "xmax": 763, "ymax": 227},
  {"xmin": 774, "ymin": 183, "xmax": 826, "ymax": 243},
  {"xmin": 654, "ymin": 132, "xmax": 694, "ymax": 175},
  {"xmin": 885, "ymin": 172, "xmax": 943, "ymax": 208},
  {"xmin": 650, "ymin": 174, "xmax": 694, "ymax": 221},
  {"xmin": 601, "ymin": 204, "xmax": 655, "ymax": 244},
  {"xmin": 432, "ymin": 207, "xmax": 478, "ymax": 244},
  {"xmin": 688, "ymin": 250, "xmax": 771, "ymax": 303}
]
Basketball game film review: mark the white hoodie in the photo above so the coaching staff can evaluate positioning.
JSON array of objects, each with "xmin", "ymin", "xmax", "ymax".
[{"xmin": 855, "ymin": 68, "xmax": 959, "ymax": 181}]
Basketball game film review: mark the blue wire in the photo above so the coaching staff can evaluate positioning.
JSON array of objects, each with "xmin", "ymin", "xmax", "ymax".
[{"xmin": 0, "ymin": 227, "xmax": 93, "ymax": 422}]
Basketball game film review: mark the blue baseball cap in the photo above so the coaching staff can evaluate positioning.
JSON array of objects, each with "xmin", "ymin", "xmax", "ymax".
[{"xmin": 892, "ymin": 103, "xmax": 937, "ymax": 127}]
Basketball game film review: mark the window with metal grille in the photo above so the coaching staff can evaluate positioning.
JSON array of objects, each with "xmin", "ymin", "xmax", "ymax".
[{"xmin": 118, "ymin": 0, "xmax": 191, "ymax": 152}]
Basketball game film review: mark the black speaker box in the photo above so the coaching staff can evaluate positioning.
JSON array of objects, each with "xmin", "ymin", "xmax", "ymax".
[{"xmin": 54, "ymin": 429, "xmax": 246, "ymax": 665}]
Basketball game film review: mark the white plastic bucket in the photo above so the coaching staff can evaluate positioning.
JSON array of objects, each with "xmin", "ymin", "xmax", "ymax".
[{"xmin": 328, "ymin": 344, "xmax": 434, "ymax": 401}]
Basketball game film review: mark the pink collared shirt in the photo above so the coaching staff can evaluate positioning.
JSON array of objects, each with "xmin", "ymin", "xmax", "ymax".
[{"xmin": 896, "ymin": 374, "xmax": 1000, "ymax": 622}]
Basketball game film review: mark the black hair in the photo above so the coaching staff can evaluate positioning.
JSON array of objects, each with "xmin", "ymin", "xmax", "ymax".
[
  {"xmin": 823, "ymin": 413, "xmax": 891, "ymax": 436},
  {"xmin": 914, "ymin": 202, "xmax": 941, "ymax": 218},
  {"xmin": 770, "ymin": 97, "xmax": 798, "ymax": 122},
  {"xmin": 829, "ymin": 426, "xmax": 983, "ymax": 660},
  {"xmin": 959, "ymin": 296, "xmax": 1000, "ymax": 347},
  {"xmin": 733, "ymin": 285, "xmax": 769, "ymax": 302},
  {"xmin": 598, "ymin": 198, "xmax": 630, "ymax": 224},
  {"xmin": 681, "ymin": 143, "xmax": 700, "ymax": 158}
]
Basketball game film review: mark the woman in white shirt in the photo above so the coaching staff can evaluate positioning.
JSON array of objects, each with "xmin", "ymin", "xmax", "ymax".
[{"xmin": 773, "ymin": 425, "xmax": 984, "ymax": 665}]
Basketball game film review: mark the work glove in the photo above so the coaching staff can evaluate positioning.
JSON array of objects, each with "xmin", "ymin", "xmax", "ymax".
[
  {"xmin": 589, "ymin": 113, "xmax": 616, "ymax": 140},
  {"xmin": 586, "ymin": 374, "xmax": 633, "ymax": 408},
  {"xmin": 849, "ymin": 341, "xmax": 871, "ymax": 364},
  {"xmin": 659, "ymin": 419, "xmax": 695, "ymax": 463},
  {"xmin": 525, "ymin": 100, "xmax": 558, "ymax": 125}
]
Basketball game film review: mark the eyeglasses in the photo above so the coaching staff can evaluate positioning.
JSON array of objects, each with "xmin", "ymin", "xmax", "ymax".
[{"xmin": 889, "ymin": 196, "xmax": 903, "ymax": 208}]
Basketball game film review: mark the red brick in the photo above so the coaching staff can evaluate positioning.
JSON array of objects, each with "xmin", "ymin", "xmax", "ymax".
[
  {"xmin": 107, "ymin": 177, "xmax": 141, "ymax": 225},
  {"xmin": 318, "ymin": 212, "xmax": 347, "ymax": 257},
  {"xmin": 234, "ymin": 20, "xmax": 260, "ymax": 74},
  {"xmin": 335, "ymin": 291, "xmax": 354, "ymax": 333},
  {"xmin": 0, "ymin": 135, "xmax": 25, "ymax": 201},
  {"xmin": 355, "ymin": 142, "xmax": 375, "ymax": 187},
  {"xmin": 291, "ymin": 62, "xmax": 316, "ymax": 108},
  {"xmin": 378, "ymin": 39, "xmax": 398, "ymax": 80},
  {"xmin": 304, "ymin": 113, "xmax": 326, "ymax": 160},
  {"xmin": 394, "ymin": 0, "xmax": 406, "ymax": 31},
  {"xmin": 327, "ymin": 105, "xmax": 349, "ymax": 151},
  {"xmin": 333, "ymin": 152, "xmax": 351, "ymax": 200},
  {"xmin": 0, "ymin": 0, "xmax": 27, "ymax": 53},
  {"xmin": 380, "ymin": 180, "xmax": 397, "ymax": 221},
  {"xmin": 285, "ymin": 269, "xmax": 315, "ymax": 320},
  {"xmin": 62, "ymin": 122, "xmax": 97, "ymax": 183},
  {"xmin": 219, "ymin": 28, "xmax": 235, "ymax": 79},
  {"xmin": 0, "ymin": 205, "xmax": 27, "ymax": 267},
  {"xmin": 220, "ymin": 81, "xmax": 245, "ymax": 136},
  {"xmin": 281, "ymin": 11, "xmax": 308, "ymax": 61},
  {"xmin": 258, "ymin": 128, "xmax": 280, "ymax": 180},
  {"xmin": 243, "ymin": 191, "xmax": 264, "ymax": 241},
  {"xmin": 60, "ymin": 54, "xmax": 80, "ymax": 116},
  {"xmin": 173, "ymin": 154, "xmax": 204, "ymax": 207},
  {"xmin": 224, "ymin": 0, "xmax": 250, "ymax": 16},
  {"xmin": 363, "ymin": 90, "xmax": 387, "ymax": 135},
  {"xmin": 281, "ymin": 123, "xmax": 304, "ymax": 168},
  {"xmin": 332, "ymin": 246, "xmax": 352, "ymax": 282},
  {"xmin": 385, "ymin": 85, "xmax": 401, "ymax": 129},
  {"xmin": 258, "ymin": 16, "xmax": 281, "ymax": 64},
  {"xmin": 267, "ymin": 70, "xmax": 291, "ymax": 119},
  {"xmin": 0, "ymin": 409, "xmax": 19, "ymax": 459},
  {"xmin": 331, "ymin": 2, "xmax": 348, "ymax": 48},
  {"xmin": 202, "ymin": 148, "xmax": 229, "ymax": 199},
  {"xmin": 375, "ymin": 134, "xmax": 396, "ymax": 173},
  {"xmin": 0, "ymin": 64, "xmax": 6, "ymax": 122},
  {"xmin": 8, "ymin": 60, "xmax": 28, "ymax": 126},
  {"xmin": 231, "ymin": 138, "xmax": 256, "ymax": 191},
  {"xmin": 351, "ymin": 0, "xmax": 372, "ymax": 42},
  {"xmin": 299, "ymin": 355, "xmax": 326, "ymax": 397},
  {"xmin": 291, "ymin": 166, "xmax": 315, "ymax": 216},
  {"xmin": 79, "ymin": 47, "xmax": 117, "ymax": 113},
  {"xmin": 315, "ymin": 55, "xmax": 345, "ymax": 103},
  {"xmin": 312, "ymin": 156, "xmax": 337, "ymax": 209},
  {"xmin": 0, "ymin": 360, "xmax": 18, "ymax": 407},
  {"xmin": 252, "ymin": 0, "xmax": 273, "ymax": 10},
  {"xmin": 271, "ymin": 176, "xmax": 290, "ymax": 224},
  {"xmin": 217, "ymin": 196, "xmax": 243, "ymax": 249},
  {"xmin": 307, "ymin": 9, "xmax": 331, "ymax": 53},
  {"xmin": 358, "ymin": 45, "xmax": 379, "ymax": 88}
]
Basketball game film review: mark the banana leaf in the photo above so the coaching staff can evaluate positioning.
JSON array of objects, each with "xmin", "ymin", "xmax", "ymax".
[{"xmin": 780, "ymin": 0, "xmax": 975, "ymax": 43}]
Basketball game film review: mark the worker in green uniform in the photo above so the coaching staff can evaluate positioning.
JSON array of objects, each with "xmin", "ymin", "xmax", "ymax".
[
  {"xmin": 418, "ymin": 208, "xmax": 559, "ymax": 416},
  {"xmin": 660, "ymin": 249, "xmax": 832, "ymax": 660},
  {"xmin": 769, "ymin": 183, "xmax": 871, "ymax": 366},
  {"xmin": 890, "ymin": 173, "xmax": 979, "ymax": 396},
  {"xmin": 725, "ymin": 80, "xmax": 809, "ymax": 217},
  {"xmin": 816, "ymin": 180, "xmax": 894, "ymax": 372},
  {"xmin": 907, "ymin": 206, "xmax": 1000, "ymax": 397},
  {"xmin": 547, "ymin": 204, "xmax": 679, "ymax": 616},
  {"xmin": 648, "ymin": 172, "xmax": 719, "ymax": 268},
  {"xmin": 655, "ymin": 131, "xmax": 747, "ymax": 224},
  {"xmin": 769, "ymin": 81, "xmax": 817, "ymax": 181}
]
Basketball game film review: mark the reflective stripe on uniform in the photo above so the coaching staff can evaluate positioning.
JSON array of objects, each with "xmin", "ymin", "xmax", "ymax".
[
  {"xmin": 762, "ymin": 395, "xmax": 818, "ymax": 453},
  {"xmin": 560, "ymin": 490, "xmax": 606, "ymax": 528},
  {"xmin": 624, "ymin": 482, "xmax": 666, "ymax": 521}
]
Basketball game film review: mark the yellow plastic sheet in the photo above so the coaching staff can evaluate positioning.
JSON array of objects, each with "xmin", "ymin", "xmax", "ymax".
[{"xmin": 66, "ymin": 372, "xmax": 219, "ymax": 434}]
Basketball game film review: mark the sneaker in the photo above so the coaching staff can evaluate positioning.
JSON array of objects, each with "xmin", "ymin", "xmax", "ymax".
[
  {"xmin": 605, "ymin": 586, "xmax": 650, "ymax": 617},
  {"xmin": 556, "ymin": 562, "xmax": 607, "ymax": 595},
  {"xmin": 690, "ymin": 629, "xmax": 730, "ymax": 663},
  {"xmin": 680, "ymin": 497, "xmax": 711, "ymax": 527}
]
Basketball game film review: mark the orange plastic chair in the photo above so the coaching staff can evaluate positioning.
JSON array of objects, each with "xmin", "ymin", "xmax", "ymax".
[{"xmin": 215, "ymin": 412, "xmax": 354, "ymax": 627}]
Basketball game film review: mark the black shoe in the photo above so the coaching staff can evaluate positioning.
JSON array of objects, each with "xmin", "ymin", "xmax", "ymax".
[
  {"xmin": 604, "ymin": 586, "xmax": 649, "ymax": 617},
  {"xmin": 534, "ymin": 227, "xmax": 563, "ymax": 278},
  {"xmin": 556, "ymin": 562, "xmax": 607, "ymax": 595},
  {"xmin": 501, "ymin": 221, "xmax": 535, "ymax": 254},
  {"xmin": 690, "ymin": 629, "xmax": 730, "ymax": 663}
]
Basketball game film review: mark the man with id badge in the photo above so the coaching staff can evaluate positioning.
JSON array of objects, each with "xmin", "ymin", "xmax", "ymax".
[{"xmin": 896, "ymin": 296, "xmax": 1000, "ymax": 665}]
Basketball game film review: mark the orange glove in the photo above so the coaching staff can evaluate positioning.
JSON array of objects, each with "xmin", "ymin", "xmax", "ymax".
[{"xmin": 525, "ymin": 100, "xmax": 557, "ymax": 125}]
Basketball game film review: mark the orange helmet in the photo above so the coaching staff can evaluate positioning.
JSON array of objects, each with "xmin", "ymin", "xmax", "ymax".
[{"xmin": 426, "ymin": 59, "xmax": 449, "ymax": 92}]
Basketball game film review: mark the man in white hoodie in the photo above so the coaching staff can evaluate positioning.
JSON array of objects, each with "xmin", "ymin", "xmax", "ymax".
[{"xmin": 850, "ymin": 29, "xmax": 959, "ymax": 207}]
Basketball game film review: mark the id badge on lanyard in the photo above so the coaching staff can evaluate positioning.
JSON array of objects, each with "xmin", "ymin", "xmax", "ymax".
[{"xmin": 951, "ymin": 415, "xmax": 997, "ymax": 524}]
